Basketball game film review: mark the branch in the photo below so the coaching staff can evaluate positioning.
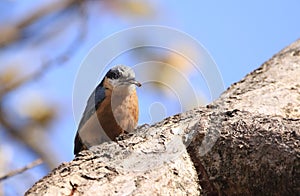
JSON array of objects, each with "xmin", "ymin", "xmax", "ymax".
[
  {"xmin": 0, "ymin": 159, "xmax": 43, "ymax": 181},
  {"xmin": 0, "ymin": 0, "xmax": 80, "ymax": 47},
  {"xmin": 0, "ymin": 105, "xmax": 58, "ymax": 169},
  {"xmin": 0, "ymin": 1, "xmax": 87, "ymax": 169},
  {"xmin": 0, "ymin": 0, "xmax": 87, "ymax": 99}
]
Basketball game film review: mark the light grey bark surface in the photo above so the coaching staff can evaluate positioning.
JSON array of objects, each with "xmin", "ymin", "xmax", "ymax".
[{"xmin": 26, "ymin": 39, "xmax": 300, "ymax": 196}]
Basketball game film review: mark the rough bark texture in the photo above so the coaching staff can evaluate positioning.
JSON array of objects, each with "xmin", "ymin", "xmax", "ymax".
[{"xmin": 26, "ymin": 39, "xmax": 300, "ymax": 196}]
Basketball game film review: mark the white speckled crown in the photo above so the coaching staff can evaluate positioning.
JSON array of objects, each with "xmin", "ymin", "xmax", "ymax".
[{"xmin": 110, "ymin": 65, "xmax": 135, "ymax": 79}]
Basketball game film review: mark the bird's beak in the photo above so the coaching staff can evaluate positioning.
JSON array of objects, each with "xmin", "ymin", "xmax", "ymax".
[
  {"xmin": 126, "ymin": 78, "xmax": 141, "ymax": 87},
  {"xmin": 130, "ymin": 79, "xmax": 142, "ymax": 87}
]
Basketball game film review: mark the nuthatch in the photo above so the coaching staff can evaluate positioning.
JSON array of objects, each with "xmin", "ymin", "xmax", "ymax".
[{"xmin": 74, "ymin": 65, "xmax": 141, "ymax": 154}]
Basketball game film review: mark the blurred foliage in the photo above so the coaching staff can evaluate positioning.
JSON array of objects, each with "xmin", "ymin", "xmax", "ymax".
[
  {"xmin": 0, "ymin": 66, "xmax": 21, "ymax": 88},
  {"xmin": 105, "ymin": 0, "xmax": 155, "ymax": 17},
  {"xmin": 0, "ymin": 0, "xmax": 158, "ymax": 195}
]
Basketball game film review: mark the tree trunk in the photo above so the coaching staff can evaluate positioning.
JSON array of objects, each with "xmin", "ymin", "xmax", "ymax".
[{"xmin": 26, "ymin": 39, "xmax": 300, "ymax": 196}]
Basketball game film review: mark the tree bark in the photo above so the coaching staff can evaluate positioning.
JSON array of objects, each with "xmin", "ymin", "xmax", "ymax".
[{"xmin": 26, "ymin": 39, "xmax": 300, "ymax": 196}]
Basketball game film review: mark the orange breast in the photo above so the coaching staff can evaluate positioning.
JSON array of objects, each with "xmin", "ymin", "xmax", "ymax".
[{"xmin": 96, "ymin": 89, "xmax": 139, "ymax": 141}]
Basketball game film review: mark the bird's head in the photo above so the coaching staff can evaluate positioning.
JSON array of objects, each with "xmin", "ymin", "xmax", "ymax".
[{"xmin": 104, "ymin": 65, "xmax": 141, "ymax": 92}]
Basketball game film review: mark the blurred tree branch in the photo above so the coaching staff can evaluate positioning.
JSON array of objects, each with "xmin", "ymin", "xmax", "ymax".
[
  {"xmin": 0, "ymin": 0, "xmax": 87, "ymax": 98},
  {"xmin": 0, "ymin": 0, "xmax": 81, "ymax": 47},
  {"xmin": 0, "ymin": 158, "xmax": 43, "ymax": 182},
  {"xmin": 0, "ymin": 0, "xmax": 87, "ymax": 169},
  {"xmin": 0, "ymin": 0, "xmax": 158, "ymax": 194},
  {"xmin": 0, "ymin": 104, "xmax": 58, "ymax": 168}
]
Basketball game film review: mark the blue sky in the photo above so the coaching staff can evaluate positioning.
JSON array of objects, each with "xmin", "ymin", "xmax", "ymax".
[{"xmin": 1, "ymin": 1, "xmax": 299, "ymax": 195}]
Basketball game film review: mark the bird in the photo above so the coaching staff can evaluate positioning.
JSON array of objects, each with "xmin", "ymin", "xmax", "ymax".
[{"xmin": 74, "ymin": 65, "xmax": 141, "ymax": 154}]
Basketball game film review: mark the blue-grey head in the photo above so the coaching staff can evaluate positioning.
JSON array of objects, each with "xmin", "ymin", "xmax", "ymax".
[{"xmin": 104, "ymin": 65, "xmax": 141, "ymax": 90}]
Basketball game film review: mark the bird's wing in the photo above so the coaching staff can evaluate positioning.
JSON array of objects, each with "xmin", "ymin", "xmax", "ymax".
[
  {"xmin": 74, "ymin": 83, "xmax": 106, "ymax": 154},
  {"xmin": 77, "ymin": 83, "xmax": 106, "ymax": 131}
]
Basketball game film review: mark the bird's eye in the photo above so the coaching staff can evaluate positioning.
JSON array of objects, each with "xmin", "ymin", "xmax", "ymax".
[{"xmin": 106, "ymin": 70, "xmax": 121, "ymax": 79}]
